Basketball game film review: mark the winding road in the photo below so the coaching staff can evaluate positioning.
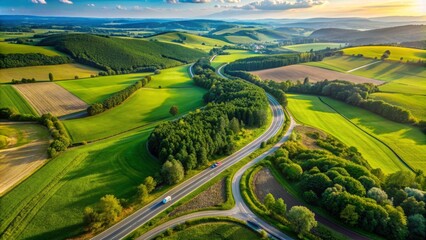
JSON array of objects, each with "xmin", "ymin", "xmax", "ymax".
[{"xmin": 92, "ymin": 64, "xmax": 291, "ymax": 240}]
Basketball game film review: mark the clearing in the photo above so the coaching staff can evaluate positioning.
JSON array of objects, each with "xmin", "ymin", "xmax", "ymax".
[
  {"xmin": 57, "ymin": 72, "xmax": 151, "ymax": 104},
  {"xmin": 282, "ymin": 43, "xmax": 344, "ymax": 52},
  {"xmin": 342, "ymin": 46, "xmax": 426, "ymax": 62},
  {"xmin": 0, "ymin": 85, "xmax": 37, "ymax": 115},
  {"xmin": 13, "ymin": 82, "xmax": 89, "ymax": 116},
  {"xmin": 0, "ymin": 63, "xmax": 100, "ymax": 83},
  {"xmin": 251, "ymin": 64, "xmax": 384, "ymax": 85},
  {"xmin": 0, "ymin": 123, "xmax": 49, "ymax": 196},
  {"xmin": 287, "ymin": 94, "xmax": 408, "ymax": 173}
]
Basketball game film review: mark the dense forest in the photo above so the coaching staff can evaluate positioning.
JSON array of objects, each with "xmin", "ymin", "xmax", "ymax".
[
  {"xmin": 0, "ymin": 53, "xmax": 72, "ymax": 68},
  {"xmin": 267, "ymin": 133, "xmax": 426, "ymax": 240},
  {"xmin": 148, "ymin": 58, "xmax": 268, "ymax": 183},
  {"xmin": 39, "ymin": 34, "xmax": 206, "ymax": 72}
]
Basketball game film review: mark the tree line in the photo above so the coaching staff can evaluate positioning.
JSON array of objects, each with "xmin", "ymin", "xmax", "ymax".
[
  {"xmin": 41, "ymin": 113, "xmax": 72, "ymax": 158},
  {"xmin": 87, "ymin": 76, "xmax": 152, "ymax": 116},
  {"xmin": 267, "ymin": 132, "xmax": 426, "ymax": 240},
  {"xmin": 0, "ymin": 53, "xmax": 72, "ymax": 68},
  {"xmin": 147, "ymin": 58, "xmax": 268, "ymax": 184}
]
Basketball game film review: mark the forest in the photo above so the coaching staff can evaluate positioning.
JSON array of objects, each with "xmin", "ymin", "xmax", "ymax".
[
  {"xmin": 148, "ymin": 58, "xmax": 268, "ymax": 183},
  {"xmin": 0, "ymin": 53, "xmax": 72, "ymax": 68}
]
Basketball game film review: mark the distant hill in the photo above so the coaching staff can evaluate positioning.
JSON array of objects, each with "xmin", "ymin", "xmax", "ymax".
[
  {"xmin": 39, "ymin": 34, "xmax": 206, "ymax": 71},
  {"xmin": 310, "ymin": 25, "xmax": 426, "ymax": 45},
  {"xmin": 209, "ymin": 27, "xmax": 291, "ymax": 43},
  {"xmin": 146, "ymin": 32, "xmax": 229, "ymax": 51}
]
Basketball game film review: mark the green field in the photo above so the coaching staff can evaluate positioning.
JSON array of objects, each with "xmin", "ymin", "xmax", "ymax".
[
  {"xmin": 304, "ymin": 55, "xmax": 377, "ymax": 72},
  {"xmin": 147, "ymin": 32, "xmax": 229, "ymax": 51},
  {"xmin": 57, "ymin": 72, "xmax": 151, "ymax": 104},
  {"xmin": 0, "ymin": 125, "xmax": 29, "ymax": 149},
  {"xmin": 213, "ymin": 27, "xmax": 262, "ymax": 35},
  {"xmin": 0, "ymin": 42, "xmax": 62, "ymax": 56},
  {"xmin": 0, "ymin": 63, "xmax": 100, "ymax": 83},
  {"xmin": 161, "ymin": 222, "xmax": 260, "ymax": 240},
  {"xmin": 283, "ymin": 43, "xmax": 344, "ymax": 52},
  {"xmin": 0, "ymin": 85, "xmax": 37, "ymax": 115},
  {"xmin": 0, "ymin": 32, "xmax": 35, "ymax": 41},
  {"xmin": 64, "ymin": 65, "xmax": 206, "ymax": 143},
  {"xmin": 370, "ymin": 93, "xmax": 426, "ymax": 120},
  {"xmin": 343, "ymin": 46, "xmax": 426, "ymax": 62},
  {"xmin": 0, "ymin": 127, "xmax": 160, "ymax": 239},
  {"xmin": 211, "ymin": 50, "xmax": 264, "ymax": 68},
  {"xmin": 287, "ymin": 94, "xmax": 416, "ymax": 173}
]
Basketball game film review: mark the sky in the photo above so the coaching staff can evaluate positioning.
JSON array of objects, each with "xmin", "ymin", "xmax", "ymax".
[{"xmin": 0, "ymin": 0, "xmax": 425, "ymax": 19}]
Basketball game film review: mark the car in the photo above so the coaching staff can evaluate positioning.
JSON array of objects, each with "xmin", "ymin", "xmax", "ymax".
[
  {"xmin": 216, "ymin": 161, "xmax": 222, "ymax": 166},
  {"xmin": 162, "ymin": 196, "xmax": 172, "ymax": 204},
  {"xmin": 211, "ymin": 163, "xmax": 217, "ymax": 168}
]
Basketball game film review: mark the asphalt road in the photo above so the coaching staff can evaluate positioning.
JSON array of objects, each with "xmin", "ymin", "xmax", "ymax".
[{"xmin": 92, "ymin": 64, "xmax": 288, "ymax": 240}]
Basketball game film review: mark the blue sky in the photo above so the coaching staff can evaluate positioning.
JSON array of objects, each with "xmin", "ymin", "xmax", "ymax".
[{"xmin": 0, "ymin": 0, "xmax": 424, "ymax": 19}]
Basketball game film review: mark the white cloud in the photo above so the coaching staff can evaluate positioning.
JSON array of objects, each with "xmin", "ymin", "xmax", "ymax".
[
  {"xmin": 167, "ymin": 0, "xmax": 211, "ymax": 3},
  {"xmin": 87, "ymin": 3, "xmax": 95, "ymax": 7},
  {"xmin": 59, "ymin": 0, "xmax": 73, "ymax": 4},
  {"xmin": 133, "ymin": 5, "xmax": 143, "ymax": 10},
  {"xmin": 116, "ymin": 5, "xmax": 127, "ymax": 10},
  {"xmin": 238, "ymin": 0, "xmax": 326, "ymax": 11},
  {"xmin": 31, "ymin": 0, "xmax": 47, "ymax": 4}
]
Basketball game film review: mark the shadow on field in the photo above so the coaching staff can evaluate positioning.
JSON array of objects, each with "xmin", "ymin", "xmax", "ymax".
[{"xmin": 25, "ymin": 223, "xmax": 82, "ymax": 240}]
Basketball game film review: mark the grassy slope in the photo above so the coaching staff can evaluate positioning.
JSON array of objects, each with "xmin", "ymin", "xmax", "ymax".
[
  {"xmin": 283, "ymin": 43, "xmax": 343, "ymax": 52},
  {"xmin": 147, "ymin": 65, "xmax": 194, "ymax": 88},
  {"xmin": 147, "ymin": 32, "xmax": 229, "ymax": 52},
  {"xmin": 287, "ymin": 94, "xmax": 407, "ymax": 173},
  {"xmin": 64, "ymin": 65, "xmax": 206, "ymax": 143},
  {"xmin": 0, "ymin": 63, "xmax": 100, "ymax": 83},
  {"xmin": 0, "ymin": 127, "xmax": 160, "ymax": 240},
  {"xmin": 370, "ymin": 93, "xmax": 426, "ymax": 120},
  {"xmin": 304, "ymin": 55, "xmax": 376, "ymax": 72},
  {"xmin": 211, "ymin": 50, "xmax": 264, "ymax": 68},
  {"xmin": 162, "ymin": 222, "xmax": 260, "ymax": 240},
  {"xmin": 0, "ymin": 85, "xmax": 37, "ymax": 115},
  {"xmin": 0, "ymin": 42, "xmax": 62, "ymax": 56},
  {"xmin": 343, "ymin": 46, "xmax": 426, "ymax": 62},
  {"xmin": 57, "ymin": 73, "xmax": 151, "ymax": 104}
]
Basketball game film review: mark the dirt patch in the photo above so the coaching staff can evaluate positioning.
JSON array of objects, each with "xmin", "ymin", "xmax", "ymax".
[
  {"xmin": 251, "ymin": 64, "xmax": 384, "ymax": 85},
  {"xmin": 294, "ymin": 125, "xmax": 327, "ymax": 150},
  {"xmin": 0, "ymin": 123, "xmax": 49, "ymax": 195},
  {"xmin": 13, "ymin": 82, "xmax": 88, "ymax": 116},
  {"xmin": 169, "ymin": 178, "xmax": 227, "ymax": 217}
]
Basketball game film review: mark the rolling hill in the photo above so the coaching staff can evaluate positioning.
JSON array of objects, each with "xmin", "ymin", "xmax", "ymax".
[
  {"xmin": 210, "ymin": 27, "xmax": 291, "ymax": 43},
  {"xmin": 39, "ymin": 34, "xmax": 206, "ymax": 71},
  {"xmin": 147, "ymin": 32, "xmax": 229, "ymax": 51}
]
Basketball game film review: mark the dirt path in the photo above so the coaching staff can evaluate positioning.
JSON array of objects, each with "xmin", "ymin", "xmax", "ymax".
[
  {"xmin": 346, "ymin": 60, "xmax": 381, "ymax": 73},
  {"xmin": 0, "ymin": 123, "xmax": 49, "ymax": 195}
]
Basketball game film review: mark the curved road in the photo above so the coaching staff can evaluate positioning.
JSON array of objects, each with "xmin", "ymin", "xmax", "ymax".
[{"xmin": 92, "ymin": 65, "xmax": 288, "ymax": 240}]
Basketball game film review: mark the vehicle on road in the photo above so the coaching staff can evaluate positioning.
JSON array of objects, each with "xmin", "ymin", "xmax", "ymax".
[
  {"xmin": 246, "ymin": 220, "xmax": 261, "ymax": 230},
  {"xmin": 162, "ymin": 196, "xmax": 172, "ymax": 204},
  {"xmin": 211, "ymin": 162, "xmax": 222, "ymax": 168}
]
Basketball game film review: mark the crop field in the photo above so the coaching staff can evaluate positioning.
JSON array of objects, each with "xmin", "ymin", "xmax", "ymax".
[
  {"xmin": 282, "ymin": 42, "xmax": 344, "ymax": 52},
  {"xmin": 0, "ymin": 127, "xmax": 160, "ymax": 240},
  {"xmin": 224, "ymin": 35, "xmax": 257, "ymax": 44},
  {"xmin": 0, "ymin": 63, "xmax": 100, "ymax": 83},
  {"xmin": 211, "ymin": 50, "xmax": 264, "ymax": 68},
  {"xmin": 0, "ymin": 123, "xmax": 49, "ymax": 196},
  {"xmin": 251, "ymin": 64, "xmax": 384, "ymax": 85},
  {"xmin": 342, "ymin": 46, "xmax": 426, "ymax": 62},
  {"xmin": 370, "ymin": 93, "xmax": 426, "ymax": 120},
  {"xmin": 161, "ymin": 222, "xmax": 260, "ymax": 240},
  {"xmin": 147, "ymin": 65, "xmax": 194, "ymax": 88},
  {"xmin": 0, "ymin": 85, "xmax": 37, "ymax": 115},
  {"xmin": 304, "ymin": 55, "xmax": 377, "ymax": 72},
  {"xmin": 57, "ymin": 72, "xmax": 151, "ymax": 104},
  {"xmin": 13, "ymin": 82, "xmax": 89, "ymax": 116},
  {"xmin": 0, "ymin": 42, "xmax": 62, "ymax": 56},
  {"xmin": 287, "ymin": 94, "xmax": 409, "ymax": 173},
  {"xmin": 147, "ymin": 32, "xmax": 229, "ymax": 51}
]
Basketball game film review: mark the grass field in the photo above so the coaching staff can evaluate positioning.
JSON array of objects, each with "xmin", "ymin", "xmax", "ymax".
[
  {"xmin": 57, "ymin": 73, "xmax": 151, "ymax": 104},
  {"xmin": 0, "ymin": 42, "xmax": 62, "ymax": 56},
  {"xmin": 304, "ymin": 55, "xmax": 377, "ymax": 72},
  {"xmin": 370, "ymin": 93, "xmax": 426, "ymax": 120},
  {"xmin": 0, "ymin": 63, "xmax": 100, "ymax": 83},
  {"xmin": 0, "ymin": 32, "xmax": 35, "ymax": 41},
  {"xmin": 147, "ymin": 65, "xmax": 194, "ymax": 88},
  {"xmin": 287, "ymin": 94, "xmax": 411, "ymax": 173},
  {"xmin": 0, "ymin": 85, "xmax": 37, "ymax": 115},
  {"xmin": 147, "ymin": 32, "xmax": 229, "ymax": 52},
  {"xmin": 0, "ymin": 127, "xmax": 160, "ymax": 240},
  {"xmin": 211, "ymin": 50, "xmax": 264, "ymax": 68},
  {"xmin": 283, "ymin": 43, "xmax": 344, "ymax": 52},
  {"xmin": 342, "ymin": 46, "xmax": 426, "ymax": 62},
  {"xmin": 161, "ymin": 222, "xmax": 260, "ymax": 240}
]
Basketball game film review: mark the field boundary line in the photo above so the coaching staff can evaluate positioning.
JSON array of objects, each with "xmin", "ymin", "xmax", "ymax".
[
  {"xmin": 317, "ymin": 96, "xmax": 414, "ymax": 172},
  {"xmin": 346, "ymin": 60, "xmax": 381, "ymax": 73}
]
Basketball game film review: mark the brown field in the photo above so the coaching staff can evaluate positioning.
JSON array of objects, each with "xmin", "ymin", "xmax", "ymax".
[
  {"xmin": 251, "ymin": 65, "xmax": 384, "ymax": 85},
  {"xmin": 0, "ymin": 123, "xmax": 49, "ymax": 196},
  {"xmin": 13, "ymin": 82, "xmax": 89, "ymax": 116}
]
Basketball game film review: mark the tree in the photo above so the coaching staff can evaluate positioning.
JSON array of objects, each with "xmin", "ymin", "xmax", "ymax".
[
  {"xmin": 274, "ymin": 198, "xmax": 287, "ymax": 216},
  {"xmin": 282, "ymin": 163, "xmax": 303, "ymax": 180},
  {"xmin": 144, "ymin": 176, "xmax": 157, "ymax": 193},
  {"xmin": 264, "ymin": 193, "xmax": 276, "ymax": 211},
  {"xmin": 161, "ymin": 160, "xmax": 184, "ymax": 185},
  {"xmin": 408, "ymin": 214, "xmax": 426, "ymax": 240},
  {"xmin": 49, "ymin": 72, "xmax": 54, "ymax": 82},
  {"xmin": 83, "ymin": 207, "xmax": 100, "ymax": 231},
  {"xmin": 99, "ymin": 194, "xmax": 123, "ymax": 225},
  {"xmin": 340, "ymin": 204, "xmax": 359, "ymax": 226},
  {"xmin": 169, "ymin": 105, "xmax": 179, "ymax": 116},
  {"xmin": 303, "ymin": 77, "xmax": 310, "ymax": 85},
  {"xmin": 401, "ymin": 197, "xmax": 426, "ymax": 216},
  {"xmin": 367, "ymin": 187, "xmax": 389, "ymax": 205},
  {"xmin": 287, "ymin": 206, "xmax": 317, "ymax": 238},
  {"xmin": 138, "ymin": 184, "xmax": 149, "ymax": 202},
  {"xmin": 229, "ymin": 117, "xmax": 240, "ymax": 134}
]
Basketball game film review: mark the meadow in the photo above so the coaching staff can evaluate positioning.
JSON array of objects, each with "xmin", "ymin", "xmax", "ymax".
[
  {"xmin": 57, "ymin": 72, "xmax": 152, "ymax": 104},
  {"xmin": 0, "ymin": 85, "xmax": 37, "ymax": 115},
  {"xmin": 0, "ymin": 127, "xmax": 160, "ymax": 240},
  {"xmin": 0, "ymin": 63, "xmax": 100, "ymax": 83},
  {"xmin": 282, "ymin": 43, "xmax": 344, "ymax": 52},
  {"xmin": 370, "ymin": 93, "xmax": 426, "ymax": 120},
  {"xmin": 304, "ymin": 55, "xmax": 376, "ymax": 72},
  {"xmin": 211, "ymin": 50, "xmax": 264, "ymax": 68},
  {"xmin": 287, "ymin": 94, "xmax": 408, "ymax": 173},
  {"xmin": 342, "ymin": 46, "xmax": 426, "ymax": 62},
  {"xmin": 147, "ymin": 65, "xmax": 194, "ymax": 88},
  {"xmin": 147, "ymin": 32, "xmax": 229, "ymax": 52},
  {"xmin": 161, "ymin": 221, "xmax": 260, "ymax": 240},
  {"xmin": 0, "ymin": 42, "xmax": 62, "ymax": 56}
]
